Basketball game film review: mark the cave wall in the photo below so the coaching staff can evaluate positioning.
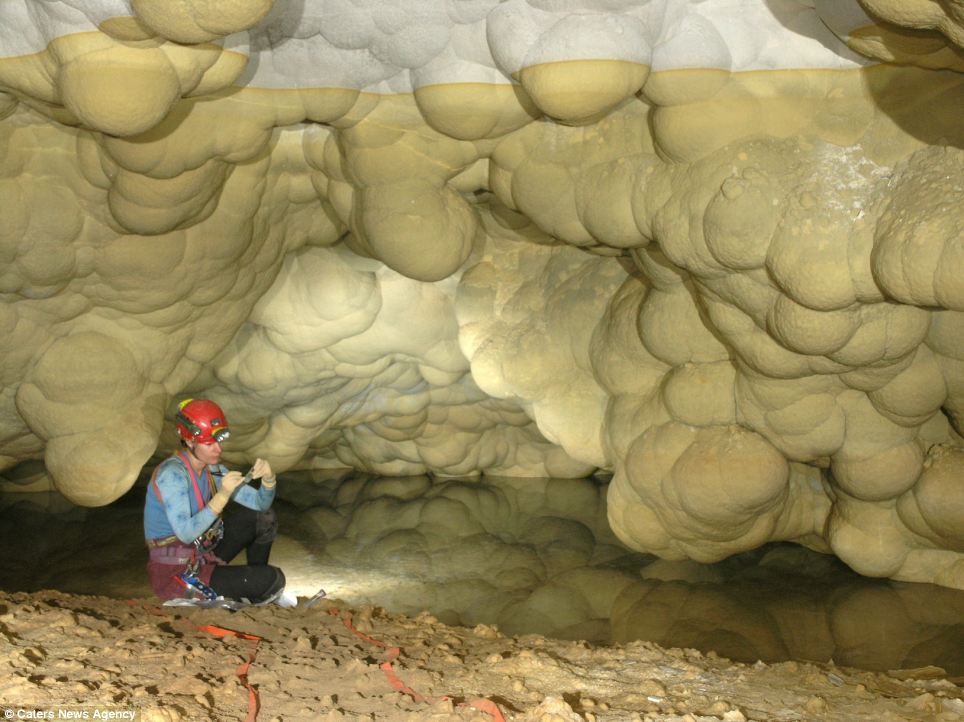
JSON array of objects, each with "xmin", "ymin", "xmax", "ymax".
[{"xmin": 1, "ymin": 0, "xmax": 963, "ymax": 589}]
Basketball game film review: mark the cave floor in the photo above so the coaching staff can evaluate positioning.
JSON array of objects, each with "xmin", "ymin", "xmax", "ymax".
[{"xmin": 0, "ymin": 588, "xmax": 961, "ymax": 722}]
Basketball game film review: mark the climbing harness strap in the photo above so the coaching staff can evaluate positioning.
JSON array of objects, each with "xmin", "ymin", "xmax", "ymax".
[{"xmin": 146, "ymin": 454, "xmax": 224, "ymax": 550}]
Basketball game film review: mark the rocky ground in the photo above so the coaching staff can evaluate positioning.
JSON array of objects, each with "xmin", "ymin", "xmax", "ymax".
[{"xmin": 0, "ymin": 590, "xmax": 962, "ymax": 722}]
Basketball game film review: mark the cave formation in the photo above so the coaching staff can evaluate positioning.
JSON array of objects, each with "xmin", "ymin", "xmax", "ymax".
[{"xmin": 1, "ymin": 0, "xmax": 964, "ymax": 595}]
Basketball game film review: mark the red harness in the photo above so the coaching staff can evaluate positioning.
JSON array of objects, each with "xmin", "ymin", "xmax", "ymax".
[
  {"xmin": 150, "ymin": 452, "xmax": 217, "ymax": 510},
  {"xmin": 147, "ymin": 453, "xmax": 221, "ymax": 550}
]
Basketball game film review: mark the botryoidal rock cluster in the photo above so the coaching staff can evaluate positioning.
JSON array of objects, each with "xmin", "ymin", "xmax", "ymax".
[{"xmin": 1, "ymin": 0, "xmax": 963, "ymax": 589}]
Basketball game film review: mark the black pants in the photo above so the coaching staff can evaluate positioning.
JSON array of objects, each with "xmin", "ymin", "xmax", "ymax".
[{"xmin": 209, "ymin": 506, "xmax": 285, "ymax": 603}]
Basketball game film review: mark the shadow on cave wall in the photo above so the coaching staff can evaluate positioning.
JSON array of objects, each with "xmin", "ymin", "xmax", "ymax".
[{"xmin": 763, "ymin": 0, "xmax": 964, "ymax": 150}]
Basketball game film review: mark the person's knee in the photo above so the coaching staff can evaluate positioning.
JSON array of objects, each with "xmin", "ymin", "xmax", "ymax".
[
  {"xmin": 255, "ymin": 508, "xmax": 278, "ymax": 544},
  {"xmin": 253, "ymin": 565, "xmax": 285, "ymax": 603},
  {"xmin": 267, "ymin": 565, "xmax": 285, "ymax": 596}
]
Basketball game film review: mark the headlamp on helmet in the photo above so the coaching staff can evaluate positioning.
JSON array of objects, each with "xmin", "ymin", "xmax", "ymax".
[{"xmin": 175, "ymin": 398, "xmax": 231, "ymax": 445}]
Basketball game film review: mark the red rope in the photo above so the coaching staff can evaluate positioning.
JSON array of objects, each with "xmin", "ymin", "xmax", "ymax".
[
  {"xmin": 122, "ymin": 600, "xmax": 504, "ymax": 722},
  {"xmin": 197, "ymin": 624, "xmax": 262, "ymax": 722},
  {"xmin": 329, "ymin": 608, "xmax": 506, "ymax": 721},
  {"xmin": 125, "ymin": 601, "xmax": 262, "ymax": 721}
]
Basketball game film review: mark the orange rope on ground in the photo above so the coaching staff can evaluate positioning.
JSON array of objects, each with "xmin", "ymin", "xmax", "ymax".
[
  {"xmin": 197, "ymin": 624, "xmax": 262, "ymax": 722},
  {"xmin": 125, "ymin": 600, "xmax": 505, "ymax": 721},
  {"xmin": 378, "ymin": 645, "xmax": 430, "ymax": 703},
  {"xmin": 329, "ymin": 608, "xmax": 506, "ymax": 722},
  {"xmin": 126, "ymin": 601, "xmax": 263, "ymax": 722}
]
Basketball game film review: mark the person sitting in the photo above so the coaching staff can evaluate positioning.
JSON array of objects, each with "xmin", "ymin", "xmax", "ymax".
[{"xmin": 143, "ymin": 398, "xmax": 285, "ymax": 604}]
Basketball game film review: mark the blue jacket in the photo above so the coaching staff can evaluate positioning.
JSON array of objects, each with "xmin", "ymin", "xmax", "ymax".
[{"xmin": 143, "ymin": 453, "xmax": 275, "ymax": 544}]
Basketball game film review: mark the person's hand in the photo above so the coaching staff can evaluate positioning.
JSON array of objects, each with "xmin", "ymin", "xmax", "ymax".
[
  {"xmin": 251, "ymin": 458, "xmax": 274, "ymax": 481},
  {"xmin": 209, "ymin": 470, "xmax": 244, "ymax": 514},
  {"xmin": 221, "ymin": 470, "xmax": 245, "ymax": 494}
]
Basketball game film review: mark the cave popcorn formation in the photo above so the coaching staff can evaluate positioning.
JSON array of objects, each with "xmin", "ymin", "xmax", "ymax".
[{"xmin": 1, "ymin": 0, "xmax": 963, "ymax": 590}]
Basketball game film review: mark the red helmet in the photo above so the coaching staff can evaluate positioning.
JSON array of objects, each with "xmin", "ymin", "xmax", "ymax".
[{"xmin": 175, "ymin": 398, "xmax": 231, "ymax": 445}]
